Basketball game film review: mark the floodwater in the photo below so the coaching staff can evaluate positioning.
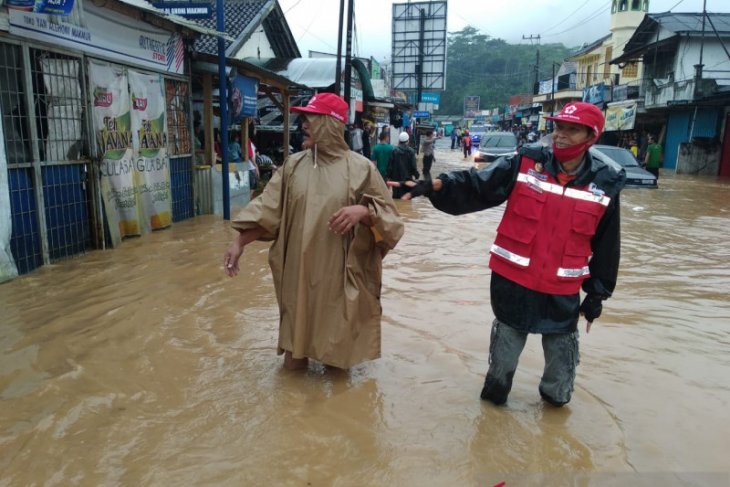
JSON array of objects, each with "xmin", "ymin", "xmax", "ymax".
[{"xmin": 1, "ymin": 140, "xmax": 729, "ymax": 487}]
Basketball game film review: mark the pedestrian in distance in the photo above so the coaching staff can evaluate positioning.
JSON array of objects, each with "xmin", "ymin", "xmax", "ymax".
[
  {"xmin": 450, "ymin": 127, "xmax": 457, "ymax": 150},
  {"xmin": 223, "ymin": 93, "xmax": 404, "ymax": 370},
  {"xmin": 462, "ymin": 129, "xmax": 472, "ymax": 158},
  {"xmin": 350, "ymin": 122, "xmax": 364, "ymax": 155},
  {"xmin": 370, "ymin": 130, "xmax": 394, "ymax": 181},
  {"xmin": 643, "ymin": 135, "xmax": 663, "ymax": 179},
  {"xmin": 420, "ymin": 130, "xmax": 436, "ymax": 180},
  {"xmin": 387, "ymin": 132, "xmax": 419, "ymax": 199},
  {"xmin": 388, "ymin": 102, "xmax": 626, "ymax": 407}
]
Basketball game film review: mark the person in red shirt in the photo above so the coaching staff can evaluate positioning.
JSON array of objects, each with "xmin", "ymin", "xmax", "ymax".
[{"xmin": 462, "ymin": 129, "xmax": 472, "ymax": 158}]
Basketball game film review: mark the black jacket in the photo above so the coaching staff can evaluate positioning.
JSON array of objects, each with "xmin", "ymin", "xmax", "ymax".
[
  {"xmin": 429, "ymin": 145, "xmax": 626, "ymax": 333},
  {"xmin": 387, "ymin": 143, "xmax": 419, "ymax": 181}
]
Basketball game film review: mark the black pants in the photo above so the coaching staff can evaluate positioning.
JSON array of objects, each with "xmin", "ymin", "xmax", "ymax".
[
  {"xmin": 422, "ymin": 154, "xmax": 434, "ymax": 180},
  {"xmin": 647, "ymin": 167, "xmax": 659, "ymax": 178}
]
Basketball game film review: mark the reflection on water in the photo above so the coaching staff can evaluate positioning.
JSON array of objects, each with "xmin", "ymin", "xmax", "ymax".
[{"xmin": 1, "ymin": 141, "xmax": 729, "ymax": 485}]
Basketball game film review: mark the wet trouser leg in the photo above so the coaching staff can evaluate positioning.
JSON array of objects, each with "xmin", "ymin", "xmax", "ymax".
[
  {"xmin": 539, "ymin": 331, "xmax": 580, "ymax": 406},
  {"xmin": 481, "ymin": 320, "xmax": 527, "ymax": 405},
  {"xmin": 422, "ymin": 154, "xmax": 433, "ymax": 180}
]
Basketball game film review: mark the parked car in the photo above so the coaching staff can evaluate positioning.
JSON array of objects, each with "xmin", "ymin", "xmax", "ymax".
[
  {"xmin": 469, "ymin": 124, "xmax": 488, "ymax": 147},
  {"xmin": 473, "ymin": 132, "xmax": 518, "ymax": 168},
  {"xmin": 590, "ymin": 144, "xmax": 658, "ymax": 188}
]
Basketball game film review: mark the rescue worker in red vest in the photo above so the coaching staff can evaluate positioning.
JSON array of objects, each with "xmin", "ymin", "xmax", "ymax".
[{"xmin": 389, "ymin": 102, "xmax": 626, "ymax": 406}]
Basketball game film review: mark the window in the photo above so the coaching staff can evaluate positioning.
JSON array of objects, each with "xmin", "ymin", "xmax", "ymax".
[
  {"xmin": 622, "ymin": 63, "xmax": 639, "ymax": 78},
  {"xmin": 604, "ymin": 47, "xmax": 613, "ymax": 78},
  {"xmin": 619, "ymin": 0, "xmax": 628, "ymax": 11},
  {"xmin": 631, "ymin": 0, "xmax": 640, "ymax": 10},
  {"xmin": 612, "ymin": 0, "xmax": 617, "ymax": 14}
]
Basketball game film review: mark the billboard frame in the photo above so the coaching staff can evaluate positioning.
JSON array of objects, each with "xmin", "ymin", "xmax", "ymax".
[{"xmin": 391, "ymin": 1, "xmax": 447, "ymax": 93}]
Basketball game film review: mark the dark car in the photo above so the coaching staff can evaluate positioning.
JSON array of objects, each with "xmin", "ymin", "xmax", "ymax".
[
  {"xmin": 591, "ymin": 144, "xmax": 658, "ymax": 188},
  {"xmin": 473, "ymin": 132, "xmax": 518, "ymax": 168}
]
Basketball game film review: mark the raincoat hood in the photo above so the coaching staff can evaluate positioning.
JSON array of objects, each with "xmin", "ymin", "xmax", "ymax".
[{"xmin": 303, "ymin": 114, "xmax": 350, "ymax": 166}]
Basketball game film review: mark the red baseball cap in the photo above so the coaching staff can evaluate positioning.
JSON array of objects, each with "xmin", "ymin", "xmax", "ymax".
[
  {"xmin": 545, "ymin": 102, "xmax": 605, "ymax": 140},
  {"xmin": 291, "ymin": 93, "xmax": 348, "ymax": 124}
]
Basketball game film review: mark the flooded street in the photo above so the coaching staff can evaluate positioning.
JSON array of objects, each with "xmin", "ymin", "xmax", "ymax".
[{"xmin": 2, "ymin": 140, "xmax": 729, "ymax": 486}]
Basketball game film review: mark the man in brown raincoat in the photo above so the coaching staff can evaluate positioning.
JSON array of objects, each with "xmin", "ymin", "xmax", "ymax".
[{"xmin": 223, "ymin": 93, "xmax": 404, "ymax": 370}]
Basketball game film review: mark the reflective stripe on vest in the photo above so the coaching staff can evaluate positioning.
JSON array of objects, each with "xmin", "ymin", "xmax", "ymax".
[
  {"xmin": 490, "ymin": 243, "xmax": 530, "ymax": 267},
  {"xmin": 557, "ymin": 266, "xmax": 590, "ymax": 278},
  {"xmin": 516, "ymin": 172, "xmax": 612, "ymax": 206}
]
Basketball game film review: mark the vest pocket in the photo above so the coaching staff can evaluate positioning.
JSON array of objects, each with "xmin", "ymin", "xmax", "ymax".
[{"xmin": 571, "ymin": 201, "xmax": 601, "ymax": 236}]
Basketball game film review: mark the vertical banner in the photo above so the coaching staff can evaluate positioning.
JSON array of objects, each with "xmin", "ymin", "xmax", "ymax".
[
  {"xmin": 128, "ymin": 69, "xmax": 171, "ymax": 233},
  {"xmin": 89, "ymin": 60, "xmax": 138, "ymax": 246},
  {"xmin": 0, "ymin": 114, "xmax": 19, "ymax": 282}
]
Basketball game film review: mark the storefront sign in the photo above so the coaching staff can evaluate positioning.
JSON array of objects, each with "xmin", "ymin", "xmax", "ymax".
[
  {"xmin": 604, "ymin": 101, "xmax": 637, "ymax": 131},
  {"xmin": 8, "ymin": 6, "xmax": 185, "ymax": 74},
  {"xmin": 151, "ymin": 1, "xmax": 212, "ymax": 19}
]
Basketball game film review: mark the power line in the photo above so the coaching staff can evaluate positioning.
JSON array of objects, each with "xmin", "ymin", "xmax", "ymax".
[
  {"xmin": 540, "ymin": 0, "xmax": 592, "ymax": 36},
  {"xmin": 542, "ymin": 5, "xmax": 610, "ymax": 39}
]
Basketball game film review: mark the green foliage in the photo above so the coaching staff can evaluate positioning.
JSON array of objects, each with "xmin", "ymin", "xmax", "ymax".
[{"xmin": 437, "ymin": 27, "xmax": 573, "ymax": 115}]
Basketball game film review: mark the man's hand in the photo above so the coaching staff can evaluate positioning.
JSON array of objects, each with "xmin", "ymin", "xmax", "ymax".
[
  {"xmin": 386, "ymin": 179, "xmax": 435, "ymax": 200},
  {"xmin": 329, "ymin": 205, "xmax": 370, "ymax": 235},
  {"xmin": 579, "ymin": 295, "xmax": 603, "ymax": 333},
  {"xmin": 223, "ymin": 238, "xmax": 244, "ymax": 277}
]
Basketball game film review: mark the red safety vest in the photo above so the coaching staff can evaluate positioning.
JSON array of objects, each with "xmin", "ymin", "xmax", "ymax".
[{"xmin": 489, "ymin": 156, "xmax": 611, "ymax": 295}]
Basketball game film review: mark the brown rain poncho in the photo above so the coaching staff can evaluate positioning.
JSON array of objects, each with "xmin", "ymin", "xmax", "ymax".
[{"xmin": 232, "ymin": 114, "xmax": 404, "ymax": 368}]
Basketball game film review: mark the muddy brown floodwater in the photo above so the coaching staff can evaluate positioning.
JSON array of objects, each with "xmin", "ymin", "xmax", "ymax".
[{"xmin": 1, "ymin": 139, "xmax": 729, "ymax": 486}]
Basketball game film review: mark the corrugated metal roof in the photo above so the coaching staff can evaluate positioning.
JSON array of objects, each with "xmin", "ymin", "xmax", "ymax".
[
  {"xmin": 250, "ymin": 57, "xmax": 338, "ymax": 89},
  {"xmin": 651, "ymin": 12, "xmax": 730, "ymax": 34},
  {"xmin": 612, "ymin": 12, "xmax": 730, "ymax": 64},
  {"xmin": 117, "ymin": 0, "xmax": 232, "ymax": 38}
]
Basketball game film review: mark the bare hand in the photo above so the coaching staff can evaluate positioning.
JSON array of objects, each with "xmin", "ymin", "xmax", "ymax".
[
  {"xmin": 386, "ymin": 180, "xmax": 417, "ymax": 200},
  {"xmin": 329, "ymin": 205, "xmax": 369, "ymax": 235},
  {"xmin": 223, "ymin": 240, "xmax": 244, "ymax": 277}
]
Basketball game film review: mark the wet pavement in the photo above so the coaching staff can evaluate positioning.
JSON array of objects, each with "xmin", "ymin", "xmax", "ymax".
[{"xmin": 1, "ymin": 138, "xmax": 729, "ymax": 486}]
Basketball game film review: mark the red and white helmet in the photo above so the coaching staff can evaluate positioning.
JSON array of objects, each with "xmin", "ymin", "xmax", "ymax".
[{"xmin": 545, "ymin": 102, "xmax": 605, "ymax": 141}]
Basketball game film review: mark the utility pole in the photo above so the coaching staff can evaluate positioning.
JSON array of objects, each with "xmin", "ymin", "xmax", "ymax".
[
  {"xmin": 216, "ymin": 0, "xmax": 230, "ymax": 219},
  {"xmin": 416, "ymin": 7, "xmax": 425, "ymax": 116},
  {"xmin": 335, "ymin": 0, "xmax": 345, "ymax": 95},
  {"xmin": 343, "ymin": 0, "xmax": 354, "ymax": 123},
  {"xmin": 523, "ymin": 34, "xmax": 540, "ymax": 95}
]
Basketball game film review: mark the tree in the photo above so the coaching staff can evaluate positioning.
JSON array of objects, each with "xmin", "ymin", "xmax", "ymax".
[{"xmin": 438, "ymin": 27, "xmax": 572, "ymax": 116}]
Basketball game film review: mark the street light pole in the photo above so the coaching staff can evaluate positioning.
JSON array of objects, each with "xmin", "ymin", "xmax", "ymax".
[{"xmin": 551, "ymin": 62, "xmax": 556, "ymax": 116}]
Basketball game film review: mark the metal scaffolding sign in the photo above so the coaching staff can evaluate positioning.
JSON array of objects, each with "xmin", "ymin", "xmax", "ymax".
[{"xmin": 391, "ymin": 1, "xmax": 447, "ymax": 93}]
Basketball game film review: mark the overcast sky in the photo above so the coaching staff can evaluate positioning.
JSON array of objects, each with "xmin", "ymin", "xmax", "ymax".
[{"xmin": 278, "ymin": 0, "xmax": 730, "ymax": 62}]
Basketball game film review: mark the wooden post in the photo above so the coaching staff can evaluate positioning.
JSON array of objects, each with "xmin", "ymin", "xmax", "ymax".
[
  {"xmin": 203, "ymin": 73, "xmax": 214, "ymax": 165},
  {"xmin": 242, "ymin": 118, "xmax": 250, "ymax": 160},
  {"xmin": 282, "ymin": 89, "xmax": 290, "ymax": 159}
]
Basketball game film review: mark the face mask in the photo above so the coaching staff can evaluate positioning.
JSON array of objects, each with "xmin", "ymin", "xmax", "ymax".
[{"xmin": 552, "ymin": 141, "xmax": 591, "ymax": 163}]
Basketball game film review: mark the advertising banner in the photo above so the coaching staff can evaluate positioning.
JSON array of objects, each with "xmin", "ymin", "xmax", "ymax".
[
  {"xmin": 229, "ymin": 74, "xmax": 258, "ymax": 123},
  {"xmin": 128, "ymin": 69, "xmax": 171, "ymax": 234},
  {"xmin": 604, "ymin": 101, "xmax": 637, "ymax": 132},
  {"xmin": 90, "ymin": 60, "xmax": 138, "ymax": 246},
  {"xmin": 464, "ymin": 95, "xmax": 480, "ymax": 118}
]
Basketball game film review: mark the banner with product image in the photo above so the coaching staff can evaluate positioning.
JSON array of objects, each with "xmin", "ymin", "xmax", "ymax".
[
  {"xmin": 89, "ymin": 60, "xmax": 138, "ymax": 247},
  {"xmin": 128, "ymin": 69, "xmax": 171, "ymax": 233}
]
